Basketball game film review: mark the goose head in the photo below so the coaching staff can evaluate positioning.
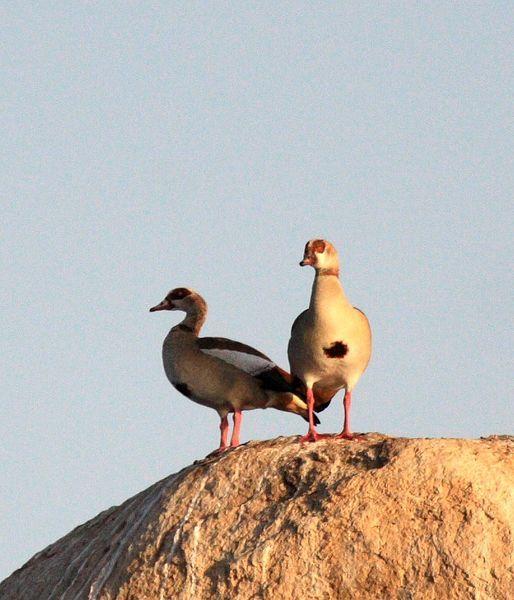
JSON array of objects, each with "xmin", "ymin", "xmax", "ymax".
[
  {"xmin": 299, "ymin": 239, "xmax": 339, "ymax": 273},
  {"xmin": 149, "ymin": 287, "xmax": 198, "ymax": 313}
]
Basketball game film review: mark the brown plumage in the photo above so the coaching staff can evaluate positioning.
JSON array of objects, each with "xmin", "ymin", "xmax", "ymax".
[{"xmin": 150, "ymin": 287, "xmax": 318, "ymax": 453}]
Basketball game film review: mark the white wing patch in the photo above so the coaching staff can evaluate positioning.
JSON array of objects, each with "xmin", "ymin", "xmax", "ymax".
[{"xmin": 201, "ymin": 348, "xmax": 275, "ymax": 376}]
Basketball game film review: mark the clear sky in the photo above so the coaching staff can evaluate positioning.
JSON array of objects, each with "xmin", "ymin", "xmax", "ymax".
[{"xmin": 1, "ymin": 2, "xmax": 513, "ymax": 580}]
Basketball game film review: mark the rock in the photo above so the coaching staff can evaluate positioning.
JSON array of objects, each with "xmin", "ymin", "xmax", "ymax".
[{"xmin": 1, "ymin": 434, "xmax": 513, "ymax": 599}]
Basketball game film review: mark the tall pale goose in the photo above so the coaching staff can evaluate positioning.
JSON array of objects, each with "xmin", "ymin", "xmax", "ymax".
[
  {"xmin": 150, "ymin": 287, "xmax": 318, "ymax": 453},
  {"xmin": 288, "ymin": 240, "xmax": 372, "ymax": 442}
]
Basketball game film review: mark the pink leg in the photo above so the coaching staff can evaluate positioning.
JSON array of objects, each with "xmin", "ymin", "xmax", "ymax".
[
  {"xmin": 230, "ymin": 409, "xmax": 242, "ymax": 447},
  {"xmin": 209, "ymin": 415, "xmax": 229, "ymax": 454},
  {"xmin": 300, "ymin": 388, "xmax": 325, "ymax": 443},
  {"xmin": 335, "ymin": 390, "xmax": 361, "ymax": 440}
]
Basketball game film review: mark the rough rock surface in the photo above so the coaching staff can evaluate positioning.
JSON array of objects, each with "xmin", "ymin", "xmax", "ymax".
[{"xmin": 1, "ymin": 434, "xmax": 513, "ymax": 599}]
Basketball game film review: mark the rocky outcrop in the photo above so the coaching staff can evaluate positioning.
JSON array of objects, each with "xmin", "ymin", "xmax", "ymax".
[{"xmin": 1, "ymin": 434, "xmax": 513, "ymax": 599}]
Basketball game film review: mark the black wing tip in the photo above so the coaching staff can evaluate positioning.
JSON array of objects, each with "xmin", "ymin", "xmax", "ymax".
[
  {"xmin": 314, "ymin": 400, "xmax": 332, "ymax": 413},
  {"xmin": 255, "ymin": 366, "xmax": 294, "ymax": 394},
  {"xmin": 302, "ymin": 412, "xmax": 321, "ymax": 425}
]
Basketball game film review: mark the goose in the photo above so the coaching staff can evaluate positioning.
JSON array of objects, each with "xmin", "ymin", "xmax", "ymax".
[
  {"xmin": 287, "ymin": 239, "xmax": 372, "ymax": 442},
  {"xmin": 150, "ymin": 287, "xmax": 318, "ymax": 453}
]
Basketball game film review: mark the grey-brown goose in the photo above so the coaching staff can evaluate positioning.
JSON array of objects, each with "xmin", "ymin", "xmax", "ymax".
[
  {"xmin": 287, "ymin": 239, "xmax": 372, "ymax": 442},
  {"xmin": 150, "ymin": 287, "xmax": 317, "ymax": 452}
]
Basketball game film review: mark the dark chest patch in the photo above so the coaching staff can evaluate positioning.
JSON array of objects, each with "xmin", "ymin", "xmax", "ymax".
[
  {"xmin": 174, "ymin": 382, "xmax": 193, "ymax": 398},
  {"xmin": 323, "ymin": 341, "xmax": 348, "ymax": 359}
]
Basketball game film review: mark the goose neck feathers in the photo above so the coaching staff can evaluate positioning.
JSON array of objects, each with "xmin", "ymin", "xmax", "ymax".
[
  {"xmin": 175, "ymin": 294, "xmax": 207, "ymax": 336},
  {"xmin": 309, "ymin": 272, "xmax": 352, "ymax": 313}
]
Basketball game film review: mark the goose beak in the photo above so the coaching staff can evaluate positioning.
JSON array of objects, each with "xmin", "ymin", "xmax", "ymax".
[
  {"xmin": 149, "ymin": 299, "xmax": 173, "ymax": 312},
  {"xmin": 299, "ymin": 257, "xmax": 313, "ymax": 267}
]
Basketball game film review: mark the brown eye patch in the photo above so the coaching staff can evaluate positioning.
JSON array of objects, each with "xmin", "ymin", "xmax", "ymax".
[
  {"xmin": 167, "ymin": 287, "xmax": 192, "ymax": 301},
  {"xmin": 312, "ymin": 239, "xmax": 326, "ymax": 253}
]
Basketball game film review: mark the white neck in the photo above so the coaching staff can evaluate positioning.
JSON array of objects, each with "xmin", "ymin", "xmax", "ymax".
[{"xmin": 309, "ymin": 271, "xmax": 352, "ymax": 313}]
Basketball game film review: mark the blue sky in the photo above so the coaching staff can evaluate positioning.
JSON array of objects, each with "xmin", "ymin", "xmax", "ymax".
[{"xmin": 1, "ymin": 2, "xmax": 513, "ymax": 580}]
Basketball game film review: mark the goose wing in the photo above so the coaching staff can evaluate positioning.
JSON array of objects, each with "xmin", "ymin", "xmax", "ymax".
[
  {"xmin": 198, "ymin": 337, "xmax": 302, "ymax": 395},
  {"xmin": 198, "ymin": 337, "xmax": 274, "ymax": 376}
]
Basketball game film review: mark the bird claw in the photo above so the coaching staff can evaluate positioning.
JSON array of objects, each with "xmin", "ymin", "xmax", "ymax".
[
  {"xmin": 299, "ymin": 430, "xmax": 331, "ymax": 443},
  {"xmin": 334, "ymin": 432, "xmax": 364, "ymax": 441}
]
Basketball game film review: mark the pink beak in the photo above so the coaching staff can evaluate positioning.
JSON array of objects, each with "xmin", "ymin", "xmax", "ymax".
[
  {"xmin": 299, "ymin": 257, "xmax": 314, "ymax": 266},
  {"xmin": 149, "ymin": 299, "xmax": 173, "ymax": 312}
]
